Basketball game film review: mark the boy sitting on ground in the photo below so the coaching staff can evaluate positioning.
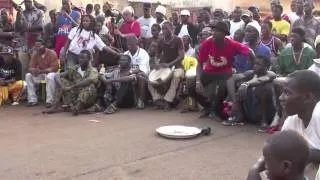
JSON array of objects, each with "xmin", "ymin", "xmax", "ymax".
[
  {"xmin": 247, "ymin": 130, "xmax": 310, "ymax": 180},
  {"xmin": 223, "ymin": 56, "xmax": 276, "ymax": 131}
]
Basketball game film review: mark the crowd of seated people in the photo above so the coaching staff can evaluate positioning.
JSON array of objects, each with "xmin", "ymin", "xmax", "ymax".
[{"xmin": 1, "ymin": 0, "xmax": 320, "ymax": 135}]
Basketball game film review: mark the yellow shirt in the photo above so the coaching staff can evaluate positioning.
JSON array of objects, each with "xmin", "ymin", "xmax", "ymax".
[
  {"xmin": 182, "ymin": 56, "xmax": 198, "ymax": 71},
  {"xmin": 271, "ymin": 20, "xmax": 290, "ymax": 36}
]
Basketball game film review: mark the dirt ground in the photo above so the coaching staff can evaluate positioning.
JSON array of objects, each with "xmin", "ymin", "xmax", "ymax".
[{"xmin": 0, "ymin": 106, "xmax": 317, "ymax": 180}]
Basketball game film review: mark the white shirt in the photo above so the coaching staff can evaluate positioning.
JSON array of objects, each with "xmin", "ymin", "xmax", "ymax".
[
  {"xmin": 282, "ymin": 102, "xmax": 320, "ymax": 179},
  {"xmin": 68, "ymin": 27, "xmax": 106, "ymax": 55},
  {"xmin": 288, "ymin": 12, "xmax": 300, "ymax": 25},
  {"xmin": 178, "ymin": 24, "xmax": 190, "ymax": 38},
  {"xmin": 230, "ymin": 20, "xmax": 245, "ymax": 38},
  {"xmin": 124, "ymin": 47, "xmax": 150, "ymax": 74},
  {"xmin": 99, "ymin": 25, "xmax": 109, "ymax": 36},
  {"xmin": 309, "ymin": 64, "xmax": 320, "ymax": 76},
  {"xmin": 185, "ymin": 47, "xmax": 196, "ymax": 57},
  {"xmin": 77, "ymin": 67, "xmax": 85, "ymax": 78},
  {"xmin": 137, "ymin": 16, "xmax": 156, "ymax": 38}
]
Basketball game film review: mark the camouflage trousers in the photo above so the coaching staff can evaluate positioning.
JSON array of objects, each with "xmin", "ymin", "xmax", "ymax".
[{"xmin": 55, "ymin": 77, "xmax": 98, "ymax": 111}]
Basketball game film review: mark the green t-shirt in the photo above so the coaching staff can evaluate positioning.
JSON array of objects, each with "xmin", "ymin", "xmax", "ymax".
[{"xmin": 278, "ymin": 43, "xmax": 316, "ymax": 76}]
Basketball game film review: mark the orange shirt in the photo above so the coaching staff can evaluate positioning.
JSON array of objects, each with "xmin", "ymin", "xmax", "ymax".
[{"xmin": 29, "ymin": 48, "xmax": 59, "ymax": 72}]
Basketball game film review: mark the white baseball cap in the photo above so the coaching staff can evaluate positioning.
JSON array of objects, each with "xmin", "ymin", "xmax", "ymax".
[
  {"xmin": 155, "ymin": 5, "xmax": 167, "ymax": 16},
  {"xmin": 180, "ymin": 9, "xmax": 190, "ymax": 16}
]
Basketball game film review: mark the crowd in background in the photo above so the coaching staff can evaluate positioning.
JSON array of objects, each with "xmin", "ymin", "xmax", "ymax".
[{"xmin": 2, "ymin": 0, "xmax": 320, "ymax": 179}]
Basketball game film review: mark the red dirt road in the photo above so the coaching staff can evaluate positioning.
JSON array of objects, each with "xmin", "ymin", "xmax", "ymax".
[{"xmin": 0, "ymin": 106, "xmax": 317, "ymax": 179}]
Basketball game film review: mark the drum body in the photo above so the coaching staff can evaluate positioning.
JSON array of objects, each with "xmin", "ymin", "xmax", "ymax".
[{"xmin": 148, "ymin": 68, "xmax": 173, "ymax": 94}]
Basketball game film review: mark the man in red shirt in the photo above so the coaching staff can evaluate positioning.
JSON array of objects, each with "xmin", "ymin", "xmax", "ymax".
[{"xmin": 195, "ymin": 21, "xmax": 255, "ymax": 118}]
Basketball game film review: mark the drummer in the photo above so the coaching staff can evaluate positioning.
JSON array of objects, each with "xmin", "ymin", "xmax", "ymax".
[{"xmin": 148, "ymin": 21, "xmax": 185, "ymax": 110}]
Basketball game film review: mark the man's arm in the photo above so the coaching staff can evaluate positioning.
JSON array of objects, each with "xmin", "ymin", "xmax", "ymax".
[
  {"xmin": 71, "ymin": 68, "xmax": 98, "ymax": 89},
  {"xmin": 55, "ymin": 71, "xmax": 69, "ymax": 88},
  {"xmin": 246, "ymin": 71, "xmax": 276, "ymax": 87}
]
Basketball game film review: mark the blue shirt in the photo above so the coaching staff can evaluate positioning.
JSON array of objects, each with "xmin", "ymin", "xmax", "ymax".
[
  {"xmin": 56, "ymin": 10, "xmax": 80, "ymax": 36},
  {"xmin": 233, "ymin": 43, "xmax": 271, "ymax": 73}
]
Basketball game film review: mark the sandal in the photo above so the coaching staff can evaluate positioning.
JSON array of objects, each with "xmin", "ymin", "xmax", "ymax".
[
  {"xmin": 104, "ymin": 104, "xmax": 118, "ymax": 114},
  {"xmin": 222, "ymin": 117, "xmax": 245, "ymax": 126}
]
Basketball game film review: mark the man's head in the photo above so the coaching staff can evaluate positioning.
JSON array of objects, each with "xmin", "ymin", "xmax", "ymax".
[
  {"xmin": 119, "ymin": 54, "xmax": 131, "ymax": 68},
  {"xmin": 212, "ymin": 21, "xmax": 230, "ymax": 42},
  {"xmin": 233, "ymin": 29, "xmax": 244, "ymax": 42},
  {"xmin": 162, "ymin": 21, "xmax": 173, "ymax": 38},
  {"xmin": 49, "ymin": 9, "xmax": 56, "ymax": 22},
  {"xmin": 261, "ymin": 21, "xmax": 272, "ymax": 37},
  {"xmin": 200, "ymin": 27, "xmax": 212, "ymax": 42},
  {"xmin": 94, "ymin": 20, "xmax": 103, "ymax": 33},
  {"xmin": 122, "ymin": 6, "xmax": 134, "ymax": 22},
  {"xmin": 244, "ymin": 25, "xmax": 260, "ymax": 43},
  {"xmin": 213, "ymin": 9, "xmax": 225, "ymax": 22},
  {"xmin": 78, "ymin": 50, "xmax": 92, "ymax": 69},
  {"xmin": 253, "ymin": 56, "xmax": 271, "ymax": 74},
  {"xmin": 126, "ymin": 35, "xmax": 139, "ymax": 53},
  {"xmin": 62, "ymin": 0, "xmax": 72, "ymax": 12},
  {"xmin": 34, "ymin": 38, "xmax": 46, "ymax": 54},
  {"xmin": 272, "ymin": 4, "xmax": 283, "ymax": 20},
  {"xmin": 142, "ymin": 3, "xmax": 151, "ymax": 18},
  {"xmin": 182, "ymin": 35, "xmax": 192, "ymax": 49},
  {"xmin": 151, "ymin": 23, "xmax": 161, "ymax": 38},
  {"xmin": 24, "ymin": 0, "xmax": 34, "ymax": 11},
  {"xmin": 248, "ymin": 6, "xmax": 260, "ymax": 22},
  {"xmin": 270, "ymin": 0, "xmax": 280, "ymax": 9},
  {"xmin": 172, "ymin": 11, "xmax": 179, "ymax": 23},
  {"xmin": 295, "ymin": 0, "xmax": 304, "ymax": 14},
  {"xmin": 200, "ymin": 7, "xmax": 211, "ymax": 22},
  {"xmin": 291, "ymin": 0, "xmax": 297, "ymax": 12},
  {"xmin": 155, "ymin": 5, "xmax": 166, "ymax": 20},
  {"xmin": 277, "ymin": 70, "xmax": 320, "ymax": 116},
  {"xmin": 290, "ymin": 27, "xmax": 305, "ymax": 47},
  {"xmin": 94, "ymin": 4, "xmax": 101, "ymax": 13},
  {"xmin": 180, "ymin": 10, "xmax": 190, "ymax": 24},
  {"xmin": 263, "ymin": 130, "xmax": 309, "ymax": 180},
  {"xmin": 86, "ymin": 4, "xmax": 93, "ymax": 14},
  {"xmin": 233, "ymin": 6, "xmax": 242, "ymax": 22},
  {"xmin": 303, "ymin": 0, "xmax": 314, "ymax": 15},
  {"xmin": 241, "ymin": 10, "xmax": 253, "ymax": 25}
]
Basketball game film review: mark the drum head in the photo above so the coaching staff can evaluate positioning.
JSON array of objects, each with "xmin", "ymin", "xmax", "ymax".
[{"xmin": 156, "ymin": 125, "xmax": 202, "ymax": 139}]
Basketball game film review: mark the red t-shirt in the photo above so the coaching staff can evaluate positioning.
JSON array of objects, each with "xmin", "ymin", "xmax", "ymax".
[
  {"xmin": 198, "ymin": 37, "xmax": 249, "ymax": 75},
  {"xmin": 119, "ymin": 20, "xmax": 141, "ymax": 37}
]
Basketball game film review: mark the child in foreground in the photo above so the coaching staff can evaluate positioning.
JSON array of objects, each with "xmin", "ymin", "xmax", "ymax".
[{"xmin": 247, "ymin": 130, "xmax": 310, "ymax": 180}]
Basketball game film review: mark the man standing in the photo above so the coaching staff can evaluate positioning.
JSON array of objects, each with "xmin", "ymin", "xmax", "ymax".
[
  {"xmin": 278, "ymin": 27, "xmax": 315, "ymax": 76},
  {"xmin": 292, "ymin": 0, "xmax": 320, "ymax": 48},
  {"xmin": 55, "ymin": 0, "xmax": 81, "ymax": 57},
  {"xmin": 194, "ymin": 21, "xmax": 255, "ymax": 118},
  {"xmin": 138, "ymin": 3, "xmax": 156, "ymax": 47},
  {"xmin": 148, "ymin": 22, "xmax": 185, "ymax": 110},
  {"xmin": 230, "ymin": 7, "xmax": 245, "ymax": 39},
  {"xmin": 289, "ymin": 0, "xmax": 304, "ymax": 25},
  {"xmin": 241, "ymin": 10, "xmax": 261, "ymax": 33},
  {"xmin": 274, "ymin": 70, "xmax": 320, "ymax": 179},
  {"xmin": 175, "ymin": 9, "xmax": 199, "ymax": 46},
  {"xmin": 15, "ymin": 0, "xmax": 44, "ymax": 49},
  {"xmin": 94, "ymin": 4, "xmax": 105, "ymax": 18},
  {"xmin": 25, "ymin": 38, "xmax": 59, "ymax": 107},
  {"xmin": 124, "ymin": 36, "xmax": 150, "ymax": 108},
  {"xmin": 49, "ymin": 50, "xmax": 99, "ymax": 115},
  {"xmin": 271, "ymin": 4, "xmax": 291, "ymax": 43},
  {"xmin": 155, "ymin": 5, "xmax": 167, "ymax": 26}
]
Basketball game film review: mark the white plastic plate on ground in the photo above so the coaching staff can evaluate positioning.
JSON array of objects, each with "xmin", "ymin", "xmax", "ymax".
[{"xmin": 156, "ymin": 125, "xmax": 202, "ymax": 139}]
